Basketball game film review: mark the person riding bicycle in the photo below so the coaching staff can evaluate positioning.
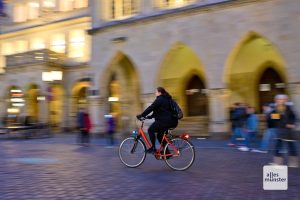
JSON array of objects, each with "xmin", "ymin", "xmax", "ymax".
[{"xmin": 136, "ymin": 87, "xmax": 178, "ymax": 154}]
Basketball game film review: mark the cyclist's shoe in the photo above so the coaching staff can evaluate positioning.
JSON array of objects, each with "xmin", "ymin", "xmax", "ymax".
[{"xmin": 147, "ymin": 147, "xmax": 156, "ymax": 154}]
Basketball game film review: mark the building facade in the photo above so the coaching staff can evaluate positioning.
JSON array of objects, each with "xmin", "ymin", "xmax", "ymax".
[{"xmin": 1, "ymin": 0, "xmax": 300, "ymax": 136}]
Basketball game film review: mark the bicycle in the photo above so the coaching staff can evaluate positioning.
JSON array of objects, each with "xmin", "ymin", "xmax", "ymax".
[{"xmin": 119, "ymin": 117, "xmax": 195, "ymax": 171}]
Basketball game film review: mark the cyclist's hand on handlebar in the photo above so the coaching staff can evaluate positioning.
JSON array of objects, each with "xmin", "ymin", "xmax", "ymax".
[
  {"xmin": 136, "ymin": 114, "xmax": 143, "ymax": 121},
  {"xmin": 145, "ymin": 115, "xmax": 153, "ymax": 119}
]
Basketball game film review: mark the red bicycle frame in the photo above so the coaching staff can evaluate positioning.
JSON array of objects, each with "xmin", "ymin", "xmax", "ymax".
[{"xmin": 137, "ymin": 121, "xmax": 181, "ymax": 158}]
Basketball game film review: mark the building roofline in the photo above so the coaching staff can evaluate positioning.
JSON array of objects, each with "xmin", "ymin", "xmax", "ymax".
[
  {"xmin": 0, "ymin": 14, "xmax": 91, "ymax": 35},
  {"xmin": 88, "ymin": 0, "xmax": 267, "ymax": 35}
]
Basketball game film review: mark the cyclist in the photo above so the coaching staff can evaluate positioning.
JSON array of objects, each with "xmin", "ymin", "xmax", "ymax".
[{"xmin": 136, "ymin": 87, "xmax": 178, "ymax": 154}]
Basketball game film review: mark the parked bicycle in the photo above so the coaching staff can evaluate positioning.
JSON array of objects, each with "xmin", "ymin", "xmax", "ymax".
[{"xmin": 119, "ymin": 117, "xmax": 195, "ymax": 171}]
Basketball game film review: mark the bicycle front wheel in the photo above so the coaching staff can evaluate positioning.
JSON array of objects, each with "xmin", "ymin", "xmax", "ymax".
[
  {"xmin": 119, "ymin": 137, "xmax": 146, "ymax": 168},
  {"xmin": 164, "ymin": 138, "xmax": 195, "ymax": 171}
]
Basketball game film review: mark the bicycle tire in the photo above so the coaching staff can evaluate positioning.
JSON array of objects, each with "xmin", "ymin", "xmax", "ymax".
[
  {"xmin": 119, "ymin": 137, "xmax": 147, "ymax": 168},
  {"xmin": 164, "ymin": 138, "xmax": 195, "ymax": 171}
]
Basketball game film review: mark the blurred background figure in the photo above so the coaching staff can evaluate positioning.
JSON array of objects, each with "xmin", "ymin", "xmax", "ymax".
[
  {"xmin": 77, "ymin": 108, "xmax": 92, "ymax": 146},
  {"xmin": 228, "ymin": 103, "xmax": 247, "ymax": 147},
  {"xmin": 252, "ymin": 103, "xmax": 276, "ymax": 153},
  {"xmin": 0, "ymin": 0, "xmax": 7, "ymax": 17},
  {"xmin": 238, "ymin": 106, "xmax": 258, "ymax": 152},
  {"xmin": 105, "ymin": 114, "xmax": 116, "ymax": 147},
  {"xmin": 270, "ymin": 94, "xmax": 298, "ymax": 168}
]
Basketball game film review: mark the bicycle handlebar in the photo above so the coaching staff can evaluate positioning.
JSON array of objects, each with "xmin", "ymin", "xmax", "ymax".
[{"xmin": 136, "ymin": 116, "xmax": 152, "ymax": 121}]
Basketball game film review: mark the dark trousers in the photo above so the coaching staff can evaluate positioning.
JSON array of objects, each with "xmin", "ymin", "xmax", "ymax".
[
  {"xmin": 80, "ymin": 130, "xmax": 90, "ymax": 144},
  {"xmin": 274, "ymin": 139, "xmax": 297, "ymax": 157},
  {"xmin": 148, "ymin": 121, "xmax": 177, "ymax": 149},
  {"xmin": 107, "ymin": 131, "xmax": 115, "ymax": 146}
]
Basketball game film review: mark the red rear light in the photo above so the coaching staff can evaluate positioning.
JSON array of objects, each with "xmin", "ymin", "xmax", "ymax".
[{"xmin": 180, "ymin": 133, "xmax": 190, "ymax": 140}]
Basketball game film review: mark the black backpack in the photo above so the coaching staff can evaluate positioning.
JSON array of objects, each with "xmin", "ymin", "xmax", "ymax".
[{"xmin": 169, "ymin": 99, "xmax": 183, "ymax": 120}]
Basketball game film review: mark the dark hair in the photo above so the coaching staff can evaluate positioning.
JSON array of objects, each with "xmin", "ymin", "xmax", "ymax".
[{"xmin": 157, "ymin": 87, "xmax": 172, "ymax": 98}]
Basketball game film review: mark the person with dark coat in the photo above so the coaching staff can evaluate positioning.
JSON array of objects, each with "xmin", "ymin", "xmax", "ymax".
[
  {"xmin": 228, "ymin": 102, "xmax": 247, "ymax": 146},
  {"xmin": 252, "ymin": 103, "xmax": 277, "ymax": 153},
  {"xmin": 77, "ymin": 108, "xmax": 92, "ymax": 146},
  {"xmin": 271, "ymin": 94, "xmax": 298, "ymax": 167},
  {"xmin": 137, "ymin": 87, "xmax": 178, "ymax": 153},
  {"xmin": 106, "ymin": 114, "xmax": 116, "ymax": 147}
]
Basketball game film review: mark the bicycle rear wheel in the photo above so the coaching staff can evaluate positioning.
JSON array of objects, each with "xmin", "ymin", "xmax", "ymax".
[
  {"xmin": 164, "ymin": 138, "xmax": 195, "ymax": 171},
  {"xmin": 119, "ymin": 137, "xmax": 146, "ymax": 168}
]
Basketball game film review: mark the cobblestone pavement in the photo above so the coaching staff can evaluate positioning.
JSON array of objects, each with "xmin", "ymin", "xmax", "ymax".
[{"xmin": 0, "ymin": 134, "xmax": 299, "ymax": 200}]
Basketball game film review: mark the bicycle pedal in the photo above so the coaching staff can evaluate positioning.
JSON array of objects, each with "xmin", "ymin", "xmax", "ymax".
[{"xmin": 154, "ymin": 154, "xmax": 162, "ymax": 160}]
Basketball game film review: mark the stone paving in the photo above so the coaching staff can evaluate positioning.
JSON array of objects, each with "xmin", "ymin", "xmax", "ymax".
[{"xmin": 0, "ymin": 134, "xmax": 299, "ymax": 200}]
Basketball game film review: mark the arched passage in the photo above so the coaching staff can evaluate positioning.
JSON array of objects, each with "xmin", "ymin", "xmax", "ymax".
[
  {"xmin": 186, "ymin": 75, "xmax": 208, "ymax": 116},
  {"xmin": 48, "ymin": 85, "xmax": 64, "ymax": 130},
  {"xmin": 71, "ymin": 80, "xmax": 90, "ymax": 115},
  {"xmin": 158, "ymin": 42, "xmax": 208, "ymax": 117},
  {"xmin": 26, "ymin": 84, "xmax": 40, "ymax": 121},
  {"xmin": 101, "ymin": 52, "xmax": 141, "ymax": 131},
  {"xmin": 258, "ymin": 67, "xmax": 286, "ymax": 109},
  {"xmin": 224, "ymin": 32, "xmax": 288, "ymax": 109}
]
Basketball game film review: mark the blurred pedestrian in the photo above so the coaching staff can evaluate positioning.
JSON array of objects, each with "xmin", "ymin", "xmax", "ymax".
[
  {"xmin": 271, "ymin": 94, "xmax": 298, "ymax": 168},
  {"xmin": 105, "ymin": 114, "xmax": 116, "ymax": 147},
  {"xmin": 228, "ymin": 103, "xmax": 247, "ymax": 146},
  {"xmin": 77, "ymin": 108, "xmax": 92, "ymax": 146},
  {"xmin": 252, "ymin": 103, "xmax": 276, "ymax": 153},
  {"xmin": 238, "ymin": 106, "xmax": 258, "ymax": 151}
]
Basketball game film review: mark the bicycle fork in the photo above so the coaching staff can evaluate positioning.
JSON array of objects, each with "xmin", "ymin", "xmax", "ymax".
[{"xmin": 130, "ymin": 136, "xmax": 140, "ymax": 154}]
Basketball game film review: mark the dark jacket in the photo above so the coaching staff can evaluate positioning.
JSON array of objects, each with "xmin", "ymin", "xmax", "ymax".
[
  {"xmin": 77, "ymin": 111, "xmax": 85, "ymax": 129},
  {"xmin": 265, "ymin": 111, "xmax": 276, "ymax": 128},
  {"xmin": 230, "ymin": 107, "xmax": 247, "ymax": 128},
  {"xmin": 141, "ymin": 95, "xmax": 178, "ymax": 126},
  {"xmin": 270, "ymin": 105, "xmax": 297, "ymax": 140}
]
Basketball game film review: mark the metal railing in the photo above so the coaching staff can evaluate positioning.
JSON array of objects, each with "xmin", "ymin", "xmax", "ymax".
[{"xmin": 5, "ymin": 49, "xmax": 67, "ymax": 67}]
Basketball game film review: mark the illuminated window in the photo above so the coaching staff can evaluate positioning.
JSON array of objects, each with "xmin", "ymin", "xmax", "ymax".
[
  {"xmin": 59, "ymin": 0, "xmax": 88, "ymax": 11},
  {"xmin": 154, "ymin": 0, "xmax": 195, "ymax": 9},
  {"xmin": 50, "ymin": 34, "xmax": 66, "ymax": 53},
  {"xmin": 74, "ymin": 0, "xmax": 88, "ymax": 9},
  {"xmin": 0, "ymin": 57, "xmax": 4, "ymax": 71},
  {"xmin": 109, "ymin": 0, "xmax": 139, "ymax": 20},
  {"xmin": 0, "ymin": 43, "xmax": 15, "ymax": 70},
  {"xmin": 43, "ymin": 0, "xmax": 56, "ymax": 8},
  {"xmin": 30, "ymin": 38, "xmax": 46, "ymax": 50},
  {"xmin": 28, "ymin": 2, "xmax": 40, "ymax": 20},
  {"xmin": 1, "ymin": 43, "xmax": 15, "ymax": 55},
  {"xmin": 13, "ymin": 4, "xmax": 27, "ymax": 22},
  {"xmin": 69, "ymin": 30, "xmax": 85, "ymax": 58},
  {"xmin": 15, "ymin": 40, "xmax": 29, "ymax": 53}
]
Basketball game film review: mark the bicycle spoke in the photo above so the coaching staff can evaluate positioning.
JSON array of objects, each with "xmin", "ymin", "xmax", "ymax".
[
  {"xmin": 164, "ymin": 138, "xmax": 195, "ymax": 171},
  {"xmin": 119, "ymin": 138, "xmax": 146, "ymax": 168}
]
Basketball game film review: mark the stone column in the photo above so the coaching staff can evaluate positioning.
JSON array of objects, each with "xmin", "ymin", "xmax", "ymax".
[
  {"xmin": 38, "ymin": 97, "xmax": 48, "ymax": 123},
  {"xmin": 0, "ymin": 98, "xmax": 5, "ymax": 123},
  {"xmin": 61, "ymin": 94, "xmax": 72, "ymax": 132},
  {"xmin": 141, "ymin": 0, "xmax": 155, "ymax": 15},
  {"xmin": 288, "ymin": 83, "xmax": 300, "ymax": 130},
  {"xmin": 88, "ymin": 96, "xmax": 106, "ymax": 134},
  {"xmin": 207, "ymin": 88, "xmax": 230, "ymax": 137}
]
